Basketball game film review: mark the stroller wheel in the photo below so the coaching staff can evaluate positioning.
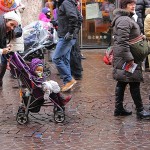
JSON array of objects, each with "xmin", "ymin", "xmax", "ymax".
[
  {"xmin": 54, "ymin": 111, "xmax": 65, "ymax": 123},
  {"xmin": 16, "ymin": 113, "xmax": 28, "ymax": 125}
]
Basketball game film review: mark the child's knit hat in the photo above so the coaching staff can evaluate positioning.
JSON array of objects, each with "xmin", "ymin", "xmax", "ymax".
[{"xmin": 30, "ymin": 58, "xmax": 43, "ymax": 74}]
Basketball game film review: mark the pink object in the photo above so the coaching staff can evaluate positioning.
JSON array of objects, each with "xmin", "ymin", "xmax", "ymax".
[{"xmin": 39, "ymin": 12, "xmax": 50, "ymax": 22}]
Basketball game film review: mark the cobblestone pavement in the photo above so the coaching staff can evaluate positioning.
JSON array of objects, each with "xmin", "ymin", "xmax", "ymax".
[{"xmin": 0, "ymin": 50, "xmax": 150, "ymax": 150}]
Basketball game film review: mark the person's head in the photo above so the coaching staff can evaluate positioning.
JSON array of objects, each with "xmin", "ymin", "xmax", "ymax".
[
  {"xmin": 30, "ymin": 58, "xmax": 44, "ymax": 77},
  {"xmin": 4, "ymin": 11, "xmax": 21, "ymax": 32},
  {"xmin": 119, "ymin": 0, "xmax": 136, "ymax": 13},
  {"xmin": 42, "ymin": 7, "xmax": 51, "ymax": 19}
]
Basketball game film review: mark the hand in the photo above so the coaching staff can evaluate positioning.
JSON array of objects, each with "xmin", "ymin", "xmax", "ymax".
[
  {"xmin": 64, "ymin": 32, "xmax": 73, "ymax": 41},
  {"xmin": 142, "ymin": 35, "xmax": 146, "ymax": 40},
  {"xmin": 2, "ymin": 48, "xmax": 10, "ymax": 54},
  {"xmin": 50, "ymin": 20, "xmax": 58, "ymax": 27},
  {"xmin": 74, "ymin": 28, "xmax": 80, "ymax": 34},
  {"xmin": 128, "ymin": 60, "xmax": 134, "ymax": 65}
]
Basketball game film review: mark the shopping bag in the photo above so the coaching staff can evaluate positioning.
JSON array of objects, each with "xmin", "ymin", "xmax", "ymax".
[{"xmin": 103, "ymin": 46, "xmax": 113, "ymax": 65}]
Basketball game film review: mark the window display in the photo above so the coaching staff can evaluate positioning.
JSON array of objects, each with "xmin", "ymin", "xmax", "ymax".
[{"xmin": 81, "ymin": 0, "xmax": 116, "ymax": 48}]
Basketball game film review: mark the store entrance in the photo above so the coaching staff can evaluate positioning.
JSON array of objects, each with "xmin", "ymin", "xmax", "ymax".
[{"xmin": 80, "ymin": 0, "xmax": 116, "ymax": 49}]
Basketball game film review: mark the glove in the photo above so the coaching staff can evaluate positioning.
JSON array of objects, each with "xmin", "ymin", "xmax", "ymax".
[
  {"xmin": 42, "ymin": 82, "xmax": 52, "ymax": 93},
  {"xmin": 50, "ymin": 20, "xmax": 58, "ymax": 27},
  {"xmin": 44, "ymin": 90, "xmax": 50, "ymax": 100},
  {"xmin": 64, "ymin": 32, "xmax": 73, "ymax": 41},
  {"xmin": 74, "ymin": 28, "xmax": 80, "ymax": 34}
]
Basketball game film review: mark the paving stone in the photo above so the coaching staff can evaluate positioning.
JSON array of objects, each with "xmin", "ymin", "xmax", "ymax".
[{"xmin": 0, "ymin": 51, "xmax": 150, "ymax": 149}]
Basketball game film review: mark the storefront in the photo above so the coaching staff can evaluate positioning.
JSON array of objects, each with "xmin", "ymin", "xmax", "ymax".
[
  {"xmin": 43, "ymin": 0, "xmax": 117, "ymax": 49},
  {"xmin": 80, "ymin": 0, "xmax": 116, "ymax": 49}
]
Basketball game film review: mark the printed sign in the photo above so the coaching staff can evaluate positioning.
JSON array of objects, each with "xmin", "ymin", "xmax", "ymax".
[{"xmin": 86, "ymin": 3, "xmax": 102, "ymax": 20}]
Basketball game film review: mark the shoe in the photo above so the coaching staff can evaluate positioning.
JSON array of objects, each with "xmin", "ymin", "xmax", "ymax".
[
  {"xmin": 137, "ymin": 110, "xmax": 150, "ymax": 119},
  {"xmin": 73, "ymin": 75, "xmax": 82, "ymax": 80},
  {"xmin": 62, "ymin": 95, "xmax": 72, "ymax": 105},
  {"xmin": 0, "ymin": 80, "xmax": 2, "ymax": 87},
  {"xmin": 61, "ymin": 78, "xmax": 77, "ymax": 92},
  {"xmin": 81, "ymin": 54, "xmax": 86, "ymax": 59},
  {"xmin": 114, "ymin": 108, "xmax": 132, "ymax": 116}
]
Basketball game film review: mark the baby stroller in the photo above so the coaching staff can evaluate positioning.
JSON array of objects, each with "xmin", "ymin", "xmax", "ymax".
[
  {"xmin": 9, "ymin": 52, "xmax": 65, "ymax": 125},
  {"xmin": 20, "ymin": 21, "xmax": 58, "ymax": 77}
]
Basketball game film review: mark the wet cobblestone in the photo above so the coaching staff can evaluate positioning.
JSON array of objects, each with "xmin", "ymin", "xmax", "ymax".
[{"xmin": 0, "ymin": 50, "xmax": 150, "ymax": 149}]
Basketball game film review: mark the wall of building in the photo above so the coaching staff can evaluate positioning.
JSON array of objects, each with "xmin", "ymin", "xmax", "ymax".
[{"xmin": 21, "ymin": 0, "xmax": 43, "ymax": 27}]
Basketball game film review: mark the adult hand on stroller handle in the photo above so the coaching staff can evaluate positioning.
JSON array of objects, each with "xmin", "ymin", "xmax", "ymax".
[{"xmin": 2, "ymin": 48, "xmax": 12, "ymax": 54}]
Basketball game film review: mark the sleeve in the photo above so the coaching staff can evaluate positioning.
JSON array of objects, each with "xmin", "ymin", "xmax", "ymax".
[
  {"xmin": 63, "ymin": 1, "xmax": 78, "ymax": 34},
  {"xmin": 144, "ymin": 15, "xmax": 150, "ymax": 40},
  {"xmin": 77, "ymin": 9, "xmax": 83, "ymax": 29},
  {"xmin": 116, "ymin": 18, "xmax": 134, "ymax": 62}
]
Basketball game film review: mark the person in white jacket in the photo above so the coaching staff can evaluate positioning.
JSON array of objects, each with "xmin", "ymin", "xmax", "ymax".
[{"xmin": 0, "ymin": 11, "xmax": 21, "ymax": 88}]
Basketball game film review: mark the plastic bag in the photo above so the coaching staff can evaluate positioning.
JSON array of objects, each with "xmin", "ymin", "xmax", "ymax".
[
  {"xmin": 23, "ymin": 21, "xmax": 53, "ymax": 51},
  {"xmin": 103, "ymin": 46, "xmax": 113, "ymax": 65},
  {"xmin": 53, "ymin": 28, "xmax": 59, "ymax": 44}
]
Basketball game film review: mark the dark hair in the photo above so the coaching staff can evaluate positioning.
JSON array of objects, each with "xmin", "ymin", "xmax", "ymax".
[{"xmin": 119, "ymin": 0, "xmax": 136, "ymax": 9}]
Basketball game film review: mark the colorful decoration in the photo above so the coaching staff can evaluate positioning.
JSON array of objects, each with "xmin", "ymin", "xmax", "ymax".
[{"xmin": 0, "ymin": 0, "xmax": 20, "ymax": 15}]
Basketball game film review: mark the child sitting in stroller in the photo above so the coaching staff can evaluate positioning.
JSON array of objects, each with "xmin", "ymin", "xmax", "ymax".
[{"xmin": 29, "ymin": 58, "xmax": 72, "ymax": 107}]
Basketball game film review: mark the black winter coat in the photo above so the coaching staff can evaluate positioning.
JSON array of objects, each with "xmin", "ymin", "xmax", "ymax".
[
  {"xmin": 57, "ymin": 0, "xmax": 79, "ymax": 38},
  {"xmin": 135, "ymin": 0, "xmax": 150, "ymax": 33},
  {"xmin": 112, "ymin": 9, "xmax": 143, "ymax": 82}
]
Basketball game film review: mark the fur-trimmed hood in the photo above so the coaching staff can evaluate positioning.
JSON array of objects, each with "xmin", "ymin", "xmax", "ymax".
[
  {"xmin": 145, "ymin": 8, "xmax": 150, "ymax": 16},
  {"xmin": 112, "ymin": 9, "xmax": 134, "ymax": 27}
]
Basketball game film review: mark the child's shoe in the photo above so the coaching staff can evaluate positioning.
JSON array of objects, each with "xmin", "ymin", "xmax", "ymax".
[
  {"xmin": 62, "ymin": 95, "xmax": 72, "ymax": 106},
  {"xmin": 57, "ymin": 93, "xmax": 72, "ymax": 106}
]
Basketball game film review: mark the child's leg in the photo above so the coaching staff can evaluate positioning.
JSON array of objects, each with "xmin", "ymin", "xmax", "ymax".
[{"xmin": 57, "ymin": 93, "xmax": 72, "ymax": 106}]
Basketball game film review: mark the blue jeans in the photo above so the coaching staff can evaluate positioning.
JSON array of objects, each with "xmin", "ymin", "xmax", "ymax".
[{"xmin": 52, "ymin": 38, "xmax": 76, "ymax": 84}]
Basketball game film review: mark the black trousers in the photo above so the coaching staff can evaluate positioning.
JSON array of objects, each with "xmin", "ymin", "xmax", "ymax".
[
  {"xmin": 115, "ymin": 81, "xmax": 143, "ymax": 111},
  {"xmin": 70, "ymin": 36, "xmax": 83, "ymax": 77},
  {"xmin": 145, "ymin": 56, "xmax": 149, "ymax": 68}
]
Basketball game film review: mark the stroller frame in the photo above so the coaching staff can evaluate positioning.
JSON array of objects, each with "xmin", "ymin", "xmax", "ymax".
[{"xmin": 9, "ymin": 52, "xmax": 65, "ymax": 124}]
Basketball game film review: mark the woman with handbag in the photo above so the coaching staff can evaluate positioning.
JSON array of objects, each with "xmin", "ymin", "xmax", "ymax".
[{"xmin": 112, "ymin": 0, "xmax": 150, "ymax": 119}]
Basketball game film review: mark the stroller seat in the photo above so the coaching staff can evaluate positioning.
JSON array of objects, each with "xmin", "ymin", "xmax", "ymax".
[{"xmin": 9, "ymin": 52, "xmax": 65, "ymax": 124}]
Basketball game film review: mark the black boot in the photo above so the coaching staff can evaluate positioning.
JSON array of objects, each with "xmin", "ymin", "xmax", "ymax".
[
  {"xmin": 114, "ymin": 85, "xmax": 132, "ymax": 116},
  {"xmin": 130, "ymin": 84, "xmax": 150, "ymax": 119},
  {"xmin": 0, "ymin": 64, "xmax": 7, "ymax": 88},
  {"xmin": 136, "ymin": 110, "xmax": 150, "ymax": 119}
]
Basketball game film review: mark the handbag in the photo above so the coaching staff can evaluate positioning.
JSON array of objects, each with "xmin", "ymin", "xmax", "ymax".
[
  {"xmin": 103, "ymin": 46, "xmax": 113, "ymax": 65},
  {"xmin": 14, "ymin": 25, "xmax": 23, "ymax": 38},
  {"xmin": 129, "ymin": 35, "xmax": 150, "ymax": 62}
]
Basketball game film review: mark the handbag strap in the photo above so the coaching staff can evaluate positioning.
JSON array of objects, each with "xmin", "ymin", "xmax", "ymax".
[{"xmin": 129, "ymin": 35, "xmax": 143, "ymax": 45}]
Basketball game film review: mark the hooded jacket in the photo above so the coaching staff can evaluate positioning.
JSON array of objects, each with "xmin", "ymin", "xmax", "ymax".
[
  {"xmin": 111, "ymin": 9, "xmax": 143, "ymax": 82},
  {"xmin": 144, "ymin": 8, "xmax": 150, "ymax": 40},
  {"xmin": 57, "ymin": 0, "xmax": 78, "ymax": 38},
  {"xmin": 135, "ymin": 0, "xmax": 150, "ymax": 33}
]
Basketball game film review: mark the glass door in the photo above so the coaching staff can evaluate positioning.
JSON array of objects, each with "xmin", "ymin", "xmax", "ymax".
[{"xmin": 80, "ymin": 0, "xmax": 116, "ymax": 48}]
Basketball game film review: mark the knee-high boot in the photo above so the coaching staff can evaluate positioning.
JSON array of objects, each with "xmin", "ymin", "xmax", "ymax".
[
  {"xmin": 114, "ymin": 86, "xmax": 132, "ymax": 116},
  {"xmin": 130, "ymin": 85, "xmax": 150, "ymax": 119},
  {"xmin": 0, "ymin": 64, "xmax": 7, "ymax": 87}
]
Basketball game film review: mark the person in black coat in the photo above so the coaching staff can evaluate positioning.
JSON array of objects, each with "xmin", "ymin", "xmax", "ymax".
[{"xmin": 135, "ymin": 0, "xmax": 150, "ymax": 71}]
